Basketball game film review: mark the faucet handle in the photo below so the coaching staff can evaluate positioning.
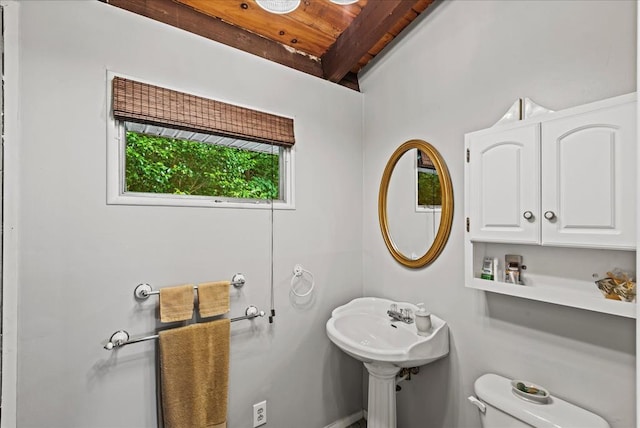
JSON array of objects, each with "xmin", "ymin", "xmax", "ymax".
[
  {"xmin": 390, "ymin": 303, "xmax": 398, "ymax": 312},
  {"xmin": 401, "ymin": 308, "xmax": 413, "ymax": 320}
]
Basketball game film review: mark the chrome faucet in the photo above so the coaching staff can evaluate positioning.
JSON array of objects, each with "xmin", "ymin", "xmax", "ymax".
[{"xmin": 387, "ymin": 304, "xmax": 414, "ymax": 324}]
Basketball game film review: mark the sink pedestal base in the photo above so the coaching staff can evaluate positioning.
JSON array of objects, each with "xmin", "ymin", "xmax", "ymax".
[{"xmin": 364, "ymin": 362, "xmax": 401, "ymax": 428}]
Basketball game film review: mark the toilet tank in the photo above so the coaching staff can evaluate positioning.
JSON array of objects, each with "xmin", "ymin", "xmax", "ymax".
[{"xmin": 473, "ymin": 373, "xmax": 610, "ymax": 428}]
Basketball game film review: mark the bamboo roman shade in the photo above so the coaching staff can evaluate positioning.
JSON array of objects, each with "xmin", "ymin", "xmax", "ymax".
[
  {"xmin": 112, "ymin": 77, "xmax": 295, "ymax": 147},
  {"xmin": 418, "ymin": 150, "xmax": 435, "ymax": 170}
]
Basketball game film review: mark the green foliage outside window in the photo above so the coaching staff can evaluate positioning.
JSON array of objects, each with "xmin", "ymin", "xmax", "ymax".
[
  {"xmin": 417, "ymin": 171, "xmax": 441, "ymax": 207},
  {"xmin": 125, "ymin": 131, "xmax": 280, "ymax": 199}
]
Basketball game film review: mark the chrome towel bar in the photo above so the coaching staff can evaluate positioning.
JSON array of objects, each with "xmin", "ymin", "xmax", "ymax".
[
  {"xmin": 104, "ymin": 305, "xmax": 265, "ymax": 350},
  {"xmin": 134, "ymin": 273, "xmax": 246, "ymax": 300}
]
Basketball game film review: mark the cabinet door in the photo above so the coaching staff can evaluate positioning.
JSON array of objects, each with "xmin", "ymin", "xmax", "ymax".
[
  {"xmin": 541, "ymin": 101, "xmax": 636, "ymax": 249},
  {"xmin": 467, "ymin": 123, "xmax": 540, "ymax": 243}
]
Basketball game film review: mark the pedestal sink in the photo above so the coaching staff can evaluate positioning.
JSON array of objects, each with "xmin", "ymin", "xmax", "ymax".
[{"xmin": 326, "ymin": 297, "xmax": 449, "ymax": 428}]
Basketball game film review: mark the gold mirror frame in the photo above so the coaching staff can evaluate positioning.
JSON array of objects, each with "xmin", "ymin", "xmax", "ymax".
[{"xmin": 378, "ymin": 139, "xmax": 454, "ymax": 268}]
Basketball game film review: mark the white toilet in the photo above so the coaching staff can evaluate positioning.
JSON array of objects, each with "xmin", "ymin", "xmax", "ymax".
[{"xmin": 469, "ymin": 373, "xmax": 610, "ymax": 428}]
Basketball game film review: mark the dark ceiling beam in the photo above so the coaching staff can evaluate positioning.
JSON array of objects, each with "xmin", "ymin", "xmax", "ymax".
[
  {"xmin": 338, "ymin": 72, "xmax": 360, "ymax": 92},
  {"xmin": 101, "ymin": 0, "xmax": 324, "ymax": 79},
  {"xmin": 321, "ymin": 0, "xmax": 420, "ymax": 83}
]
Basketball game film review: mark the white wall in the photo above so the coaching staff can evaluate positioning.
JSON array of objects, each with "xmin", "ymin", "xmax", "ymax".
[
  {"xmin": 13, "ymin": 2, "xmax": 363, "ymax": 427},
  {"xmin": 360, "ymin": 1, "xmax": 637, "ymax": 427},
  {"xmin": 637, "ymin": 5, "xmax": 640, "ymax": 426},
  {"xmin": 9, "ymin": 1, "xmax": 639, "ymax": 427}
]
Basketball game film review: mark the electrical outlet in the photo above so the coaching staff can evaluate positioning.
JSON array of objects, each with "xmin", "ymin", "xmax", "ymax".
[{"xmin": 253, "ymin": 400, "xmax": 267, "ymax": 427}]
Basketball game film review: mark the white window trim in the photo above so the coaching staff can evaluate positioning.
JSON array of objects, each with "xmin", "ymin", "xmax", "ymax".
[
  {"xmin": 416, "ymin": 205, "xmax": 443, "ymax": 214},
  {"xmin": 106, "ymin": 71, "xmax": 295, "ymax": 209}
]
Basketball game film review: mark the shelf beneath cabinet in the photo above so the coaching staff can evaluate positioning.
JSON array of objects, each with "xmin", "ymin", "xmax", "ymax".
[{"xmin": 467, "ymin": 275, "xmax": 636, "ymax": 319}]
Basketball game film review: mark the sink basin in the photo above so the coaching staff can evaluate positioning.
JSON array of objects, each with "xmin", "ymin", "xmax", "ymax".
[
  {"xmin": 326, "ymin": 297, "xmax": 449, "ymax": 368},
  {"xmin": 326, "ymin": 297, "xmax": 450, "ymax": 428}
]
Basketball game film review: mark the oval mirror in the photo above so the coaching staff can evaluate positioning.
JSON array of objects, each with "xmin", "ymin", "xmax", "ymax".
[{"xmin": 378, "ymin": 140, "xmax": 453, "ymax": 268}]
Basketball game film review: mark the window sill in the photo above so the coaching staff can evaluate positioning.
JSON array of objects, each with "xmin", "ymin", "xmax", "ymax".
[{"xmin": 107, "ymin": 192, "xmax": 295, "ymax": 210}]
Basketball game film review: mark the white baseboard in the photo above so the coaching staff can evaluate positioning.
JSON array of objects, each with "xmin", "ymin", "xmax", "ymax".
[{"xmin": 323, "ymin": 410, "xmax": 365, "ymax": 428}]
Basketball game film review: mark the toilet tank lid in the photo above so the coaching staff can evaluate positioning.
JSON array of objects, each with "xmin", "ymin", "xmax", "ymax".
[{"xmin": 474, "ymin": 374, "xmax": 610, "ymax": 428}]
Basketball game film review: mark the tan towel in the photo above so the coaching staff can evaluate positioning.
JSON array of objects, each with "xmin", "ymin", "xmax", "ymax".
[
  {"xmin": 197, "ymin": 281, "xmax": 230, "ymax": 318},
  {"xmin": 159, "ymin": 319, "xmax": 230, "ymax": 428},
  {"xmin": 160, "ymin": 284, "xmax": 195, "ymax": 323}
]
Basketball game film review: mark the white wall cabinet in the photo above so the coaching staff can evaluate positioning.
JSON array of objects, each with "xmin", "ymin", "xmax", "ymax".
[
  {"xmin": 466, "ymin": 93, "xmax": 636, "ymax": 249},
  {"xmin": 464, "ymin": 93, "xmax": 637, "ymax": 318},
  {"xmin": 541, "ymin": 102, "xmax": 636, "ymax": 248},
  {"xmin": 466, "ymin": 123, "xmax": 540, "ymax": 244}
]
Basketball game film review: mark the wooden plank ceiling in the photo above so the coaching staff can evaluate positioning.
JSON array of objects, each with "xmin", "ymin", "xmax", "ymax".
[{"xmin": 102, "ymin": 0, "xmax": 435, "ymax": 91}]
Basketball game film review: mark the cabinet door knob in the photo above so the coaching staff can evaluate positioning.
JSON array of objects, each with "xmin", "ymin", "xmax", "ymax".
[
  {"xmin": 523, "ymin": 211, "xmax": 533, "ymax": 220},
  {"xmin": 544, "ymin": 211, "xmax": 556, "ymax": 220}
]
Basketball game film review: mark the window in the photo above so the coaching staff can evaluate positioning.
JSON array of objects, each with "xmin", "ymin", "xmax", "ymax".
[
  {"xmin": 416, "ymin": 150, "xmax": 441, "ymax": 211},
  {"xmin": 107, "ymin": 74, "xmax": 295, "ymax": 208},
  {"xmin": 123, "ymin": 123, "xmax": 284, "ymax": 201}
]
